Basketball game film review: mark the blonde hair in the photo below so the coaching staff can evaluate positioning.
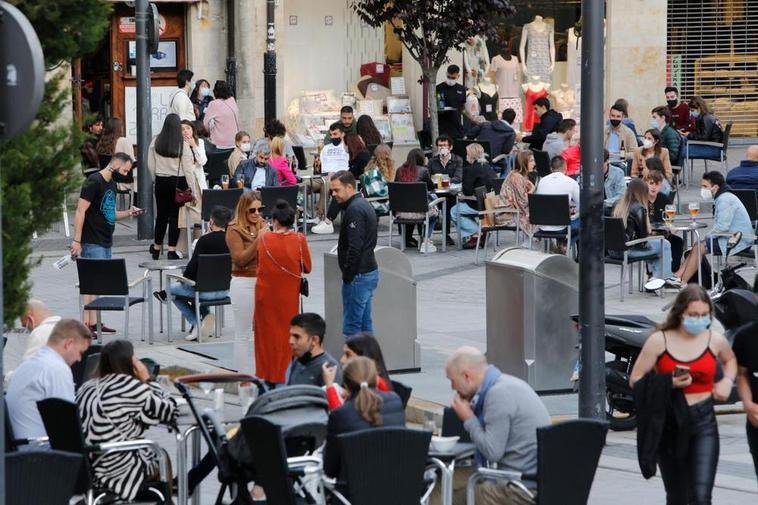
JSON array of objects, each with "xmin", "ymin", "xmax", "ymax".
[
  {"xmin": 368, "ymin": 144, "xmax": 395, "ymax": 181},
  {"xmin": 612, "ymin": 178, "xmax": 650, "ymax": 229},
  {"xmin": 235, "ymin": 130, "xmax": 250, "ymax": 147},
  {"xmin": 343, "ymin": 357, "xmax": 383, "ymax": 426},
  {"xmin": 231, "ymin": 190, "xmax": 262, "ymax": 228},
  {"xmin": 270, "ymin": 136, "xmax": 285, "ymax": 157},
  {"xmin": 466, "ymin": 143, "xmax": 487, "ymax": 163}
]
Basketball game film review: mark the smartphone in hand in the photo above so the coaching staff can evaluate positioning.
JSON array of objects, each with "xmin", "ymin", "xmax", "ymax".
[{"xmin": 673, "ymin": 365, "xmax": 691, "ymax": 377}]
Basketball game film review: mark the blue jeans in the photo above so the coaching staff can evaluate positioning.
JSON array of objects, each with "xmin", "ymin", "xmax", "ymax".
[
  {"xmin": 451, "ymin": 202, "xmax": 479, "ymax": 240},
  {"xmin": 610, "ymin": 239, "xmax": 673, "ymax": 279},
  {"xmin": 342, "ymin": 269, "xmax": 379, "ymax": 337},
  {"xmin": 687, "ymin": 142, "xmax": 722, "ymax": 161},
  {"xmin": 81, "ymin": 243, "xmax": 112, "ymax": 259},
  {"xmin": 169, "ymin": 283, "xmax": 228, "ymax": 327}
]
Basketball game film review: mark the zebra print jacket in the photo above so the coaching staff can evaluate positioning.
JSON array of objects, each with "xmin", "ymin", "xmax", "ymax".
[{"xmin": 76, "ymin": 373, "xmax": 178, "ymax": 501}]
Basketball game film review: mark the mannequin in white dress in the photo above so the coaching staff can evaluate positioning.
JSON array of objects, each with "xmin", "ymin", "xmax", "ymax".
[
  {"xmin": 463, "ymin": 35, "xmax": 490, "ymax": 90},
  {"xmin": 519, "ymin": 16, "xmax": 555, "ymax": 85}
]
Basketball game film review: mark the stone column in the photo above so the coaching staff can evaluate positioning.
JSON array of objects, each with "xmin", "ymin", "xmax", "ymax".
[
  {"xmin": 236, "ymin": 0, "xmax": 265, "ymax": 135},
  {"xmin": 605, "ymin": 0, "xmax": 667, "ymax": 129}
]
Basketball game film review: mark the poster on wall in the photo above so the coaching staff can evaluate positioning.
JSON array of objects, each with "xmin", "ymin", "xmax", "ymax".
[
  {"xmin": 127, "ymin": 40, "xmax": 178, "ymax": 72},
  {"xmin": 124, "ymin": 86, "xmax": 176, "ymax": 144}
]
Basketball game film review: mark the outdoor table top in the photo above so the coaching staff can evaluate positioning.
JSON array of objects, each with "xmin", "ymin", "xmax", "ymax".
[
  {"xmin": 139, "ymin": 259, "xmax": 189, "ymax": 271},
  {"xmin": 428, "ymin": 442, "xmax": 476, "ymax": 460},
  {"xmin": 651, "ymin": 221, "xmax": 709, "ymax": 232},
  {"xmin": 174, "ymin": 394, "xmax": 249, "ymax": 426},
  {"xmin": 435, "ymin": 185, "xmax": 462, "ymax": 196}
]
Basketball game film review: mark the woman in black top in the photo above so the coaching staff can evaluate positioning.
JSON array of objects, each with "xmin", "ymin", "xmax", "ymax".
[
  {"xmin": 394, "ymin": 149, "xmax": 438, "ymax": 251},
  {"xmin": 346, "ymin": 133, "xmax": 371, "ymax": 178},
  {"xmin": 356, "ymin": 115, "xmax": 383, "ymax": 146},
  {"xmin": 684, "ymin": 96, "xmax": 723, "ymax": 161},
  {"xmin": 451, "ymin": 143, "xmax": 495, "ymax": 249}
]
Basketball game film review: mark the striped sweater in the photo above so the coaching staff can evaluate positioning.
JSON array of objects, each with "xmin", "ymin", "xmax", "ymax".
[{"xmin": 76, "ymin": 374, "xmax": 177, "ymax": 501}]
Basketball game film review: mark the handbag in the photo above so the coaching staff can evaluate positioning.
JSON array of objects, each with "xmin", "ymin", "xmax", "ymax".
[{"xmin": 174, "ymin": 146, "xmax": 194, "ymax": 205}]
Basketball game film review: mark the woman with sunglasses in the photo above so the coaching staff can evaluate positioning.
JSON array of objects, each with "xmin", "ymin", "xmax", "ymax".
[
  {"xmin": 226, "ymin": 192, "xmax": 267, "ymax": 342},
  {"xmin": 630, "ymin": 285, "xmax": 736, "ymax": 505}
]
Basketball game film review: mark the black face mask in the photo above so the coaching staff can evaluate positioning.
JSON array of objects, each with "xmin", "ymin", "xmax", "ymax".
[
  {"xmin": 331, "ymin": 138, "xmax": 341, "ymax": 146},
  {"xmin": 666, "ymin": 99, "xmax": 678, "ymax": 108},
  {"xmin": 609, "ymin": 119, "xmax": 621, "ymax": 128}
]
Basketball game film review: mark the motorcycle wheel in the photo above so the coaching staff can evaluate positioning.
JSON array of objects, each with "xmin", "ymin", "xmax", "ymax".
[{"xmin": 606, "ymin": 361, "xmax": 637, "ymax": 431}]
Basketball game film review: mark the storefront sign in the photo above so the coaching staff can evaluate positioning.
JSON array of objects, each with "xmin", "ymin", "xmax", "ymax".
[
  {"xmin": 320, "ymin": 142, "xmax": 349, "ymax": 173},
  {"xmin": 124, "ymin": 86, "xmax": 176, "ymax": 144},
  {"xmin": 119, "ymin": 15, "xmax": 167, "ymax": 35},
  {"xmin": 670, "ymin": 55, "xmax": 682, "ymax": 91}
]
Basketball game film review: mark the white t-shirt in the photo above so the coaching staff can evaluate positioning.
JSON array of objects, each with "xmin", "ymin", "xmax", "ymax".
[
  {"xmin": 22, "ymin": 315, "xmax": 62, "ymax": 361},
  {"xmin": 169, "ymin": 89, "xmax": 195, "ymax": 122},
  {"xmin": 535, "ymin": 172, "xmax": 580, "ymax": 231},
  {"xmin": 320, "ymin": 142, "xmax": 349, "ymax": 173}
]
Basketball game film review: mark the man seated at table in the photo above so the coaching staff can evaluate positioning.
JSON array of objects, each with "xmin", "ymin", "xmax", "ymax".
[
  {"xmin": 233, "ymin": 138, "xmax": 280, "ymax": 191},
  {"xmin": 441, "ymin": 347, "xmax": 550, "ymax": 505},
  {"xmin": 669, "ymin": 171, "xmax": 754, "ymax": 286},
  {"xmin": 154, "ymin": 206, "xmax": 232, "ymax": 341},
  {"xmin": 604, "ymin": 103, "xmax": 638, "ymax": 169},
  {"xmin": 465, "ymin": 109, "xmax": 517, "ymax": 174},
  {"xmin": 286, "ymin": 312, "xmax": 342, "ymax": 387},
  {"xmin": 726, "ymin": 145, "xmax": 758, "ymax": 191},
  {"xmin": 6, "ymin": 319, "xmax": 92, "ymax": 446},
  {"xmin": 535, "ymin": 156, "xmax": 581, "ymax": 250}
]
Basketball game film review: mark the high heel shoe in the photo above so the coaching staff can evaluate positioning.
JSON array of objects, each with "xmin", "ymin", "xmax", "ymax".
[{"xmin": 149, "ymin": 245, "xmax": 161, "ymax": 260}]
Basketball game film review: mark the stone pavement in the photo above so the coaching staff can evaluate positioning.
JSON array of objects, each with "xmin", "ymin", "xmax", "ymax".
[{"xmin": 7, "ymin": 147, "xmax": 758, "ymax": 503}]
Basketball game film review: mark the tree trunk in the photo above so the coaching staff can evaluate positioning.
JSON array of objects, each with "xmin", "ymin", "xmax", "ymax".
[{"xmin": 424, "ymin": 66, "xmax": 440, "ymax": 144}]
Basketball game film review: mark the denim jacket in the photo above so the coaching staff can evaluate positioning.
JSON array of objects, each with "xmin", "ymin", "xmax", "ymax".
[{"xmin": 710, "ymin": 191, "xmax": 754, "ymax": 254}]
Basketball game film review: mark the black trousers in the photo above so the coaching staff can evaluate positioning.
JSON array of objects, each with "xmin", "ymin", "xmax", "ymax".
[
  {"xmin": 747, "ymin": 421, "xmax": 758, "ymax": 481},
  {"xmin": 658, "ymin": 398, "xmax": 719, "ymax": 505},
  {"xmin": 667, "ymin": 233, "xmax": 684, "ymax": 272},
  {"xmin": 154, "ymin": 175, "xmax": 187, "ymax": 247}
]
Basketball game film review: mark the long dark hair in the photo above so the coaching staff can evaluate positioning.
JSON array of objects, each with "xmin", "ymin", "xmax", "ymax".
[
  {"xmin": 190, "ymin": 79, "xmax": 211, "ymax": 103},
  {"xmin": 356, "ymin": 115, "xmax": 383, "ymax": 145},
  {"xmin": 397, "ymin": 148, "xmax": 426, "ymax": 182},
  {"xmin": 344, "ymin": 133, "xmax": 366, "ymax": 162},
  {"xmin": 658, "ymin": 284, "xmax": 712, "ymax": 332},
  {"xmin": 181, "ymin": 119, "xmax": 199, "ymax": 143},
  {"xmin": 96, "ymin": 339, "xmax": 137, "ymax": 379},
  {"xmin": 155, "ymin": 113, "xmax": 184, "ymax": 158},
  {"xmin": 343, "ymin": 357, "xmax": 383, "ymax": 426},
  {"xmin": 688, "ymin": 96, "xmax": 711, "ymax": 115},
  {"xmin": 96, "ymin": 117, "xmax": 124, "ymax": 155},
  {"xmin": 345, "ymin": 333, "xmax": 392, "ymax": 387}
]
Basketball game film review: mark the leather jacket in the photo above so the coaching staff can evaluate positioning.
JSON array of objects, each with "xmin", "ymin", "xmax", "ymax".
[{"xmin": 625, "ymin": 201, "xmax": 650, "ymax": 249}]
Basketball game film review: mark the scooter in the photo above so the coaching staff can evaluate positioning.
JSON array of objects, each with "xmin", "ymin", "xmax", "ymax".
[{"xmin": 575, "ymin": 233, "xmax": 757, "ymax": 431}]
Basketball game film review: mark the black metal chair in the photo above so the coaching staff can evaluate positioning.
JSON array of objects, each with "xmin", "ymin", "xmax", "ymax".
[
  {"xmin": 292, "ymin": 145, "xmax": 308, "ymax": 171},
  {"xmin": 466, "ymin": 419, "xmax": 608, "ymax": 505},
  {"xmin": 453, "ymin": 139, "xmax": 492, "ymax": 163},
  {"xmin": 76, "ymin": 258, "xmax": 151, "ymax": 342},
  {"xmin": 367, "ymin": 142, "xmax": 394, "ymax": 156},
  {"xmin": 732, "ymin": 189, "xmax": 758, "ymax": 229},
  {"xmin": 261, "ymin": 185, "xmax": 301, "ymax": 230},
  {"xmin": 332, "ymin": 427, "xmax": 436, "ymax": 505},
  {"xmin": 492, "ymin": 177, "xmax": 506, "ymax": 195},
  {"xmin": 473, "ymin": 185, "xmax": 519, "ymax": 264},
  {"xmin": 6, "ymin": 450, "xmax": 83, "ymax": 505},
  {"xmin": 528, "ymin": 194, "xmax": 573, "ymax": 257},
  {"xmin": 604, "ymin": 217, "xmax": 664, "ymax": 302},
  {"xmin": 389, "ymin": 380, "xmax": 413, "ymax": 409},
  {"xmin": 532, "ymin": 149, "xmax": 552, "ymax": 179},
  {"xmin": 686, "ymin": 121, "xmax": 732, "ymax": 179},
  {"xmin": 201, "ymin": 188, "xmax": 244, "ymax": 225},
  {"xmin": 71, "ymin": 343, "xmax": 103, "ymax": 390},
  {"xmin": 387, "ymin": 182, "xmax": 447, "ymax": 252},
  {"xmin": 37, "ymin": 398, "xmax": 171, "ymax": 505},
  {"xmin": 4, "ymin": 397, "xmax": 48, "ymax": 452},
  {"xmin": 166, "ymin": 253, "xmax": 232, "ymax": 342},
  {"xmin": 442, "ymin": 406, "xmax": 471, "ymax": 443},
  {"xmin": 205, "ymin": 147, "xmax": 235, "ymax": 187}
]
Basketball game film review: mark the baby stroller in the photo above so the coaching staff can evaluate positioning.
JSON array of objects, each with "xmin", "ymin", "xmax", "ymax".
[{"xmin": 175, "ymin": 374, "xmax": 328, "ymax": 505}]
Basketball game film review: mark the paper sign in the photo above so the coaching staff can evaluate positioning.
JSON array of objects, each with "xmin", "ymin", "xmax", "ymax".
[
  {"xmin": 124, "ymin": 86, "xmax": 176, "ymax": 144},
  {"xmin": 390, "ymin": 77, "xmax": 406, "ymax": 96},
  {"xmin": 320, "ymin": 143, "xmax": 349, "ymax": 173}
]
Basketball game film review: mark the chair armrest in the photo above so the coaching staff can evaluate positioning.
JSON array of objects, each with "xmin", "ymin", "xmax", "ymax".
[
  {"xmin": 12, "ymin": 436, "xmax": 49, "ymax": 447},
  {"xmin": 287, "ymin": 455, "xmax": 322, "ymax": 469},
  {"xmin": 94, "ymin": 439, "xmax": 170, "ymax": 483},
  {"xmin": 166, "ymin": 273, "xmax": 196, "ymax": 287},
  {"xmin": 492, "ymin": 154, "xmax": 507, "ymax": 163},
  {"xmin": 626, "ymin": 236, "xmax": 664, "ymax": 247},
  {"xmin": 476, "ymin": 467, "xmax": 523, "ymax": 481},
  {"xmin": 128, "ymin": 270, "xmax": 150, "ymax": 289},
  {"xmin": 428, "ymin": 197, "xmax": 446, "ymax": 207},
  {"xmin": 364, "ymin": 196, "xmax": 388, "ymax": 203},
  {"xmin": 687, "ymin": 140, "xmax": 724, "ymax": 148},
  {"xmin": 322, "ymin": 477, "xmax": 351, "ymax": 505}
]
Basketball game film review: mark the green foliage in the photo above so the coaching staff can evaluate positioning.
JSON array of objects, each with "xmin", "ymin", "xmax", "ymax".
[{"xmin": 8, "ymin": 0, "xmax": 112, "ymax": 66}]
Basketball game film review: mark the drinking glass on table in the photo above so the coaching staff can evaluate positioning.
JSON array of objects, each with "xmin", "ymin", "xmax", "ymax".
[
  {"xmin": 442, "ymin": 175, "xmax": 450, "ymax": 189},
  {"xmin": 221, "ymin": 174, "xmax": 230, "ymax": 189},
  {"xmin": 688, "ymin": 202, "xmax": 700, "ymax": 222},
  {"xmin": 236, "ymin": 177, "xmax": 244, "ymax": 189},
  {"xmin": 664, "ymin": 204, "xmax": 676, "ymax": 226},
  {"xmin": 424, "ymin": 418, "xmax": 439, "ymax": 436}
]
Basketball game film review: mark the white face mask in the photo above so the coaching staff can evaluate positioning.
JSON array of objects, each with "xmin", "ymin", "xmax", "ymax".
[
  {"xmin": 438, "ymin": 147, "xmax": 450, "ymax": 157},
  {"xmin": 642, "ymin": 139, "xmax": 654, "ymax": 149},
  {"xmin": 700, "ymin": 187, "xmax": 714, "ymax": 201},
  {"xmin": 240, "ymin": 143, "xmax": 251, "ymax": 153},
  {"xmin": 445, "ymin": 79, "xmax": 457, "ymax": 87}
]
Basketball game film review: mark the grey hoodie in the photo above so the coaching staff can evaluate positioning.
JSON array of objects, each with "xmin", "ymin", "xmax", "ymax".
[{"xmin": 542, "ymin": 132, "xmax": 569, "ymax": 160}]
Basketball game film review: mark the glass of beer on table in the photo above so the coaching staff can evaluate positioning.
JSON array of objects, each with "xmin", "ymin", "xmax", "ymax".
[
  {"xmin": 221, "ymin": 174, "xmax": 229, "ymax": 189},
  {"xmin": 664, "ymin": 204, "xmax": 676, "ymax": 226},
  {"xmin": 688, "ymin": 201, "xmax": 700, "ymax": 222}
]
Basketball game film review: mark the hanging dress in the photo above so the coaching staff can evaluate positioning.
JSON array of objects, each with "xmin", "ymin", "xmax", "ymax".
[
  {"xmin": 523, "ymin": 87, "xmax": 549, "ymax": 132},
  {"xmin": 524, "ymin": 23, "xmax": 553, "ymax": 85}
]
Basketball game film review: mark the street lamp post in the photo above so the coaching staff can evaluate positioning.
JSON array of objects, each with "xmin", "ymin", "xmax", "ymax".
[
  {"xmin": 135, "ymin": 0, "xmax": 154, "ymax": 239},
  {"xmin": 263, "ymin": 0, "xmax": 276, "ymax": 124},
  {"xmin": 578, "ymin": 0, "xmax": 607, "ymax": 420}
]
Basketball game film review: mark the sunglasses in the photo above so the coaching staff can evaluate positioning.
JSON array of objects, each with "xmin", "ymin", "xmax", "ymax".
[{"xmin": 248, "ymin": 207, "xmax": 265, "ymax": 214}]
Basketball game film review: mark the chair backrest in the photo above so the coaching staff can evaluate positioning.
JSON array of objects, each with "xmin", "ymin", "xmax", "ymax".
[
  {"xmin": 389, "ymin": 380, "xmax": 412, "ymax": 409},
  {"xmin": 528, "ymin": 194, "xmax": 570, "ymax": 227},
  {"xmin": 6, "ymin": 450, "xmax": 83, "ymax": 505},
  {"xmin": 603, "ymin": 217, "xmax": 627, "ymax": 252},
  {"xmin": 240, "ymin": 416, "xmax": 297, "ymax": 505},
  {"xmin": 732, "ymin": 189, "xmax": 758, "ymax": 223},
  {"xmin": 387, "ymin": 182, "xmax": 430, "ymax": 214},
  {"xmin": 339, "ymin": 427, "xmax": 432, "ymax": 505},
  {"xmin": 201, "ymin": 188, "xmax": 244, "ymax": 222},
  {"xmin": 195, "ymin": 254, "xmax": 232, "ymax": 293},
  {"xmin": 205, "ymin": 148, "xmax": 235, "ymax": 185},
  {"xmin": 76, "ymin": 258, "xmax": 129, "ymax": 296},
  {"xmin": 453, "ymin": 139, "xmax": 492, "ymax": 161},
  {"xmin": 474, "ymin": 185, "xmax": 489, "ymax": 214},
  {"xmin": 98, "ymin": 154, "xmax": 112, "ymax": 169},
  {"xmin": 536, "ymin": 419, "xmax": 608, "ymax": 505},
  {"xmin": 417, "ymin": 130, "xmax": 433, "ymax": 150},
  {"xmin": 532, "ymin": 149, "xmax": 552, "ymax": 178},
  {"xmin": 37, "ymin": 398, "xmax": 92, "ymax": 494},
  {"xmin": 722, "ymin": 121, "xmax": 733, "ymax": 151},
  {"xmin": 4, "ymin": 397, "xmax": 19, "ymax": 451},
  {"xmin": 261, "ymin": 185, "xmax": 299, "ymax": 219},
  {"xmin": 292, "ymin": 145, "xmax": 307, "ymax": 171},
  {"xmin": 441, "ymin": 406, "xmax": 472, "ymax": 443},
  {"xmin": 71, "ymin": 343, "xmax": 103, "ymax": 390},
  {"xmin": 493, "ymin": 177, "xmax": 506, "ymax": 195}
]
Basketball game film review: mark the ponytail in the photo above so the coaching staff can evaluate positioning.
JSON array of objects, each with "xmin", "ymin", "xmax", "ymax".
[
  {"xmin": 343, "ymin": 356, "xmax": 384, "ymax": 426},
  {"xmin": 354, "ymin": 381, "xmax": 383, "ymax": 426}
]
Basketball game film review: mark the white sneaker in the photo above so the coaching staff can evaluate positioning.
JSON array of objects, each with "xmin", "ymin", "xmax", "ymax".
[
  {"xmin": 306, "ymin": 216, "xmax": 320, "ymax": 224},
  {"xmin": 200, "ymin": 313, "xmax": 215, "ymax": 339},
  {"xmin": 184, "ymin": 329, "xmax": 198, "ymax": 341},
  {"xmin": 420, "ymin": 239, "xmax": 437, "ymax": 254},
  {"xmin": 311, "ymin": 220, "xmax": 334, "ymax": 234}
]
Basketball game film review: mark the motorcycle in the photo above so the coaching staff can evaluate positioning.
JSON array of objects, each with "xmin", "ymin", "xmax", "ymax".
[{"xmin": 574, "ymin": 233, "xmax": 757, "ymax": 431}]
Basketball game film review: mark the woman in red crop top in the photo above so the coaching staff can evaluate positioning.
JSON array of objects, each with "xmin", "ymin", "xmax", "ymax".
[{"xmin": 630, "ymin": 285, "xmax": 736, "ymax": 505}]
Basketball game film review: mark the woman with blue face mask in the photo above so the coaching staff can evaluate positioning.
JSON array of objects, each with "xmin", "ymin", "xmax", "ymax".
[
  {"xmin": 630, "ymin": 285, "xmax": 737, "ymax": 505},
  {"xmin": 190, "ymin": 78, "xmax": 213, "ymax": 121},
  {"xmin": 682, "ymin": 96, "xmax": 724, "ymax": 162}
]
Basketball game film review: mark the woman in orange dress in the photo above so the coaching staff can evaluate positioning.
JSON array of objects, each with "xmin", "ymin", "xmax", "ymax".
[{"xmin": 254, "ymin": 199, "xmax": 312, "ymax": 384}]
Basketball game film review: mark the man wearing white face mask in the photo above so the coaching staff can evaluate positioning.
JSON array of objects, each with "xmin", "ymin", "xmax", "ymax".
[
  {"xmin": 668, "ymin": 171, "xmax": 754, "ymax": 286},
  {"xmin": 228, "ymin": 131, "xmax": 252, "ymax": 176},
  {"xmin": 169, "ymin": 69, "xmax": 196, "ymax": 122},
  {"xmin": 430, "ymin": 135, "xmax": 464, "ymax": 246},
  {"xmin": 436, "ymin": 64, "xmax": 467, "ymax": 139}
]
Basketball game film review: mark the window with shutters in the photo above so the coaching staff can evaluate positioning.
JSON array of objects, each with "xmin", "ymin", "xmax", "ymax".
[{"xmin": 667, "ymin": 0, "xmax": 758, "ymax": 137}]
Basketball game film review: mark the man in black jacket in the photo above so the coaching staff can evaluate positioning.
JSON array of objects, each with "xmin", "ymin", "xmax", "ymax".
[
  {"xmin": 330, "ymin": 171, "xmax": 379, "ymax": 337},
  {"xmin": 156, "ymin": 206, "xmax": 232, "ymax": 341},
  {"xmin": 522, "ymin": 97, "xmax": 563, "ymax": 151},
  {"xmin": 465, "ymin": 109, "xmax": 517, "ymax": 174}
]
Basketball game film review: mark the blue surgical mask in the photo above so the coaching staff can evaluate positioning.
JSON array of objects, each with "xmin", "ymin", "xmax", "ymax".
[
  {"xmin": 650, "ymin": 118, "xmax": 661, "ymax": 130},
  {"xmin": 682, "ymin": 315, "xmax": 710, "ymax": 335},
  {"xmin": 200, "ymin": 87, "xmax": 210, "ymax": 97},
  {"xmin": 690, "ymin": 110, "xmax": 700, "ymax": 119},
  {"xmin": 189, "ymin": 81, "xmax": 196, "ymax": 92}
]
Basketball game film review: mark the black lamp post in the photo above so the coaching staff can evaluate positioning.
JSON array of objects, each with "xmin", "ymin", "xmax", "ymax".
[{"xmin": 263, "ymin": 0, "xmax": 276, "ymax": 124}]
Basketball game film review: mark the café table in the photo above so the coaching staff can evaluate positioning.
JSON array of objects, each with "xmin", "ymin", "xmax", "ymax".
[
  {"xmin": 139, "ymin": 259, "xmax": 188, "ymax": 337},
  {"xmin": 300, "ymin": 173, "xmax": 334, "ymax": 234},
  {"xmin": 427, "ymin": 442, "xmax": 476, "ymax": 505},
  {"xmin": 651, "ymin": 220, "xmax": 708, "ymax": 285}
]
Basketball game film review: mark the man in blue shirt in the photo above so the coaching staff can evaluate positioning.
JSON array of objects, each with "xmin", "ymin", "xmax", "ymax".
[
  {"xmin": 6, "ymin": 319, "xmax": 92, "ymax": 445},
  {"xmin": 726, "ymin": 145, "xmax": 758, "ymax": 191}
]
